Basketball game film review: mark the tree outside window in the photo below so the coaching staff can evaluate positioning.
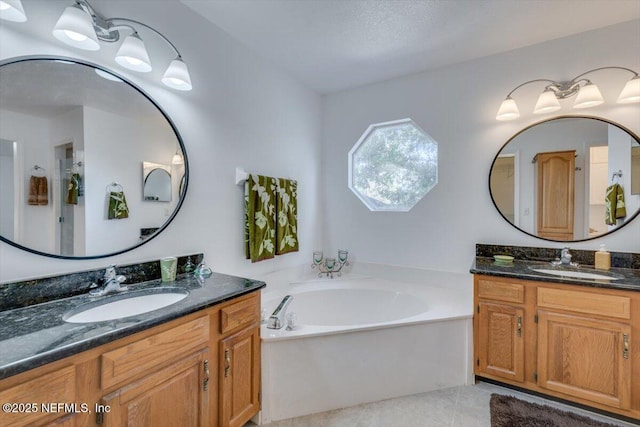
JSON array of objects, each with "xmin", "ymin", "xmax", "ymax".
[{"xmin": 348, "ymin": 119, "xmax": 438, "ymax": 211}]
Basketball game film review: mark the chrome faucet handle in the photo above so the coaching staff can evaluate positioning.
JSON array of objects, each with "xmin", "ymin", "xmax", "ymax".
[{"xmin": 104, "ymin": 265, "xmax": 117, "ymax": 280}]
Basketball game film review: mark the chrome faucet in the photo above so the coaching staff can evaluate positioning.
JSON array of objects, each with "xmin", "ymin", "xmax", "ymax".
[
  {"xmin": 551, "ymin": 247, "xmax": 578, "ymax": 267},
  {"xmin": 267, "ymin": 295, "xmax": 293, "ymax": 329},
  {"xmin": 89, "ymin": 265, "xmax": 128, "ymax": 296}
]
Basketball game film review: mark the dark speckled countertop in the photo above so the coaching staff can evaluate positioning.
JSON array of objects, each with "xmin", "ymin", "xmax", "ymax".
[
  {"xmin": 0, "ymin": 272, "xmax": 265, "ymax": 380},
  {"xmin": 471, "ymin": 257, "xmax": 640, "ymax": 291}
]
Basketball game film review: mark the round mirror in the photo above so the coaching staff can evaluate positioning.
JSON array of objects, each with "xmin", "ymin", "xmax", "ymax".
[
  {"xmin": 490, "ymin": 116, "xmax": 640, "ymax": 242},
  {"xmin": 0, "ymin": 57, "xmax": 188, "ymax": 259}
]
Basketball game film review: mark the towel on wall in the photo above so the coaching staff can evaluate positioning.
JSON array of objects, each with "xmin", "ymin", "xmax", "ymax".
[
  {"xmin": 245, "ymin": 174, "xmax": 276, "ymax": 262},
  {"xmin": 27, "ymin": 175, "xmax": 48, "ymax": 206},
  {"xmin": 605, "ymin": 183, "xmax": 626, "ymax": 225},
  {"xmin": 108, "ymin": 191, "xmax": 130, "ymax": 219},
  {"xmin": 66, "ymin": 173, "xmax": 82, "ymax": 205},
  {"xmin": 275, "ymin": 178, "xmax": 299, "ymax": 255}
]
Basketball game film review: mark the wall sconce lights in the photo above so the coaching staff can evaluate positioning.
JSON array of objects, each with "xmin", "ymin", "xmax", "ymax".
[
  {"xmin": 0, "ymin": 0, "xmax": 26, "ymax": 22},
  {"xmin": 496, "ymin": 66, "xmax": 639, "ymax": 121},
  {"xmin": 51, "ymin": 0, "xmax": 192, "ymax": 91}
]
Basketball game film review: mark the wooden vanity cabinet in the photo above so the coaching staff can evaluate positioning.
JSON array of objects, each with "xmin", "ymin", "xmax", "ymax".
[
  {"xmin": 218, "ymin": 292, "xmax": 261, "ymax": 427},
  {"xmin": 474, "ymin": 275, "xmax": 639, "ymax": 420},
  {"xmin": 475, "ymin": 278, "xmax": 527, "ymax": 383},
  {"xmin": 0, "ymin": 291, "xmax": 261, "ymax": 427}
]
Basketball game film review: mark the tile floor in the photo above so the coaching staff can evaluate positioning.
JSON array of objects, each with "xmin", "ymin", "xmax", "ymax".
[{"xmin": 247, "ymin": 382, "xmax": 638, "ymax": 427}]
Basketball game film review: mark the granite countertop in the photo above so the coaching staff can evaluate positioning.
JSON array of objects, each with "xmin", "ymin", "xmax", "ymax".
[
  {"xmin": 0, "ymin": 272, "xmax": 265, "ymax": 380},
  {"xmin": 471, "ymin": 257, "xmax": 640, "ymax": 291}
]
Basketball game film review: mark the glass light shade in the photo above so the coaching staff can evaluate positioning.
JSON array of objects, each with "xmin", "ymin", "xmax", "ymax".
[
  {"xmin": 533, "ymin": 90, "xmax": 561, "ymax": 114},
  {"xmin": 573, "ymin": 82, "xmax": 604, "ymax": 109},
  {"xmin": 52, "ymin": 4, "xmax": 99, "ymax": 51},
  {"xmin": 115, "ymin": 34, "xmax": 152, "ymax": 72},
  {"xmin": 162, "ymin": 58, "xmax": 193, "ymax": 91},
  {"xmin": 0, "ymin": 0, "xmax": 26, "ymax": 22},
  {"xmin": 172, "ymin": 152, "xmax": 184, "ymax": 165},
  {"xmin": 496, "ymin": 97, "xmax": 520, "ymax": 121},
  {"xmin": 617, "ymin": 76, "xmax": 640, "ymax": 104},
  {"xmin": 95, "ymin": 68, "xmax": 123, "ymax": 82}
]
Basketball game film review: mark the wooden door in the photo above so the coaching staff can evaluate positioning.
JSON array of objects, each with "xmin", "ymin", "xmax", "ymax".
[
  {"xmin": 220, "ymin": 326, "xmax": 260, "ymax": 427},
  {"xmin": 477, "ymin": 302, "xmax": 525, "ymax": 382},
  {"xmin": 537, "ymin": 311, "xmax": 631, "ymax": 409},
  {"xmin": 102, "ymin": 349, "xmax": 210, "ymax": 427},
  {"xmin": 537, "ymin": 150, "xmax": 575, "ymax": 240}
]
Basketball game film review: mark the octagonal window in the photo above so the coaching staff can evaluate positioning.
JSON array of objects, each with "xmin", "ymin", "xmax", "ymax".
[{"xmin": 348, "ymin": 119, "xmax": 438, "ymax": 211}]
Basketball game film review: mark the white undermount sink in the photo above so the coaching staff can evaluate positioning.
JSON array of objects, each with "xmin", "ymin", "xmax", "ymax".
[
  {"xmin": 528, "ymin": 267, "xmax": 622, "ymax": 281},
  {"xmin": 63, "ymin": 287, "xmax": 189, "ymax": 323}
]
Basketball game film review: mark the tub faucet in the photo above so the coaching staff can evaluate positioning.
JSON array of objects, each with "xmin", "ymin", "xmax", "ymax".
[
  {"xmin": 267, "ymin": 295, "xmax": 293, "ymax": 329},
  {"xmin": 89, "ymin": 265, "xmax": 128, "ymax": 296}
]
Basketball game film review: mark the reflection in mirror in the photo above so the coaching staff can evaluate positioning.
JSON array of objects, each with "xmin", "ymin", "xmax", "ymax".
[
  {"xmin": 632, "ymin": 145, "xmax": 640, "ymax": 195},
  {"xmin": 0, "ymin": 58, "xmax": 187, "ymax": 258},
  {"xmin": 143, "ymin": 162, "xmax": 172, "ymax": 202},
  {"xmin": 490, "ymin": 116, "xmax": 640, "ymax": 242}
]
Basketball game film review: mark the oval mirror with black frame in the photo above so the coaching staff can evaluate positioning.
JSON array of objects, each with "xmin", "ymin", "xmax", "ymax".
[
  {"xmin": 0, "ymin": 57, "xmax": 188, "ymax": 259},
  {"xmin": 489, "ymin": 115, "xmax": 640, "ymax": 242}
]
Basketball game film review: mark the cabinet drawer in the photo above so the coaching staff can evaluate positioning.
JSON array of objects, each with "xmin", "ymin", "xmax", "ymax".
[
  {"xmin": 101, "ymin": 316, "xmax": 209, "ymax": 390},
  {"xmin": 0, "ymin": 365, "xmax": 75, "ymax": 427},
  {"xmin": 537, "ymin": 287, "xmax": 630, "ymax": 320},
  {"xmin": 220, "ymin": 295, "xmax": 259, "ymax": 334},
  {"xmin": 477, "ymin": 279, "xmax": 524, "ymax": 304}
]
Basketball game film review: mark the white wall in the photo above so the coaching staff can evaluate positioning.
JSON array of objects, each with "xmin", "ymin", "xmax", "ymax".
[
  {"xmin": 322, "ymin": 20, "xmax": 640, "ymax": 273},
  {"xmin": 0, "ymin": 1, "xmax": 323, "ymax": 282},
  {"xmin": 0, "ymin": 139, "xmax": 15, "ymax": 239},
  {"xmin": 82, "ymin": 106, "xmax": 177, "ymax": 255},
  {"xmin": 0, "ymin": 109, "xmax": 53, "ymax": 253}
]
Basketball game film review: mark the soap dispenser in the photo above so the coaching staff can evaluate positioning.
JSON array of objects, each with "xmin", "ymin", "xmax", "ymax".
[{"xmin": 595, "ymin": 244, "xmax": 611, "ymax": 271}]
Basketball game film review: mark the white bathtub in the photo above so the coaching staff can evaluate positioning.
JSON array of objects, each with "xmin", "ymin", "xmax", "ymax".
[{"xmin": 259, "ymin": 274, "xmax": 473, "ymax": 424}]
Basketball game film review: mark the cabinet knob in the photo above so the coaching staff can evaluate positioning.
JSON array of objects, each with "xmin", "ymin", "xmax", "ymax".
[
  {"xmin": 623, "ymin": 333, "xmax": 629, "ymax": 360},
  {"xmin": 516, "ymin": 316, "xmax": 522, "ymax": 337}
]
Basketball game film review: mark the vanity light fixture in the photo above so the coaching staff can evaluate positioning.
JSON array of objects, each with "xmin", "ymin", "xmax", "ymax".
[
  {"xmin": 52, "ymin": 0, "xmax": 192, "ymax": 91},
  {"xmin": 496, "ymin": 66, "xmax": 640, "ymax": 121},
  {"xmin": 171, "ymin": 149, "xmax": 184, "ymax": 165},
  {"xmin": 0, "ymin": 0, "xmax": 27, "ymax": 22}
]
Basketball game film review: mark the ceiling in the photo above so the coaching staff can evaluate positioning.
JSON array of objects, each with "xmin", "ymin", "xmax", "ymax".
[{"xmin": 181, "ymin": 0, "xmax": 640, "ymax": 93}]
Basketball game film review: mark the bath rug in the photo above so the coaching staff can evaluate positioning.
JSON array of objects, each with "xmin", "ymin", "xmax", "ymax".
[{"xmin": 490, "ymin": 394, "xmax": 620, "ymax": 427}]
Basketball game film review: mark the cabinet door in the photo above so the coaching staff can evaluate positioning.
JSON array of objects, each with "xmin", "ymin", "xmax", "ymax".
[
  {"xmin": 220, "ymin": 326, "xmax": 260, "ymax": 427},
  {"xmin": 102, "ymin": 349, "xmax": 210, "ymax": 427},
  {"xmin": 536, "ymin": 150, "xmax": 575, "ymax": 240},
  {"xmin": 537, "ymin": 311, "xmax": 631, "ymax": 409},
  {"xmin": 477, "ymin": 302, "xmax": 525, "ymax": 382}
]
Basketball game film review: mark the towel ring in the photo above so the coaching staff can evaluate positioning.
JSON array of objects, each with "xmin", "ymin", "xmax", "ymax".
[
  {"xmin": 30, "ymin": 165, "xmax": 47, "ymax": 177},
  {"xmin": 106, "ymin": 182, "xmax": 124, "ymax": 192}
]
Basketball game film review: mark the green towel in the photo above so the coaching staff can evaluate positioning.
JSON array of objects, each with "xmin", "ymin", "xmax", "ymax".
[
  {"xmin": 108, "ymin": 191, "xmax": 129, "ymax": 220},
  {"xmin": 605, "ymin": 183, "xmax": 626, "ymax": 225},
  {"xmin": 66, "ymin": 173, "xmax": 81, "ymax": 205},
  {"xmin": 245, "ymin": 174, "xmax": 276, "ymax": 262},
  {"xmin": 276, "ymin": 178, "xmax": 299, "ymax": 255}
]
